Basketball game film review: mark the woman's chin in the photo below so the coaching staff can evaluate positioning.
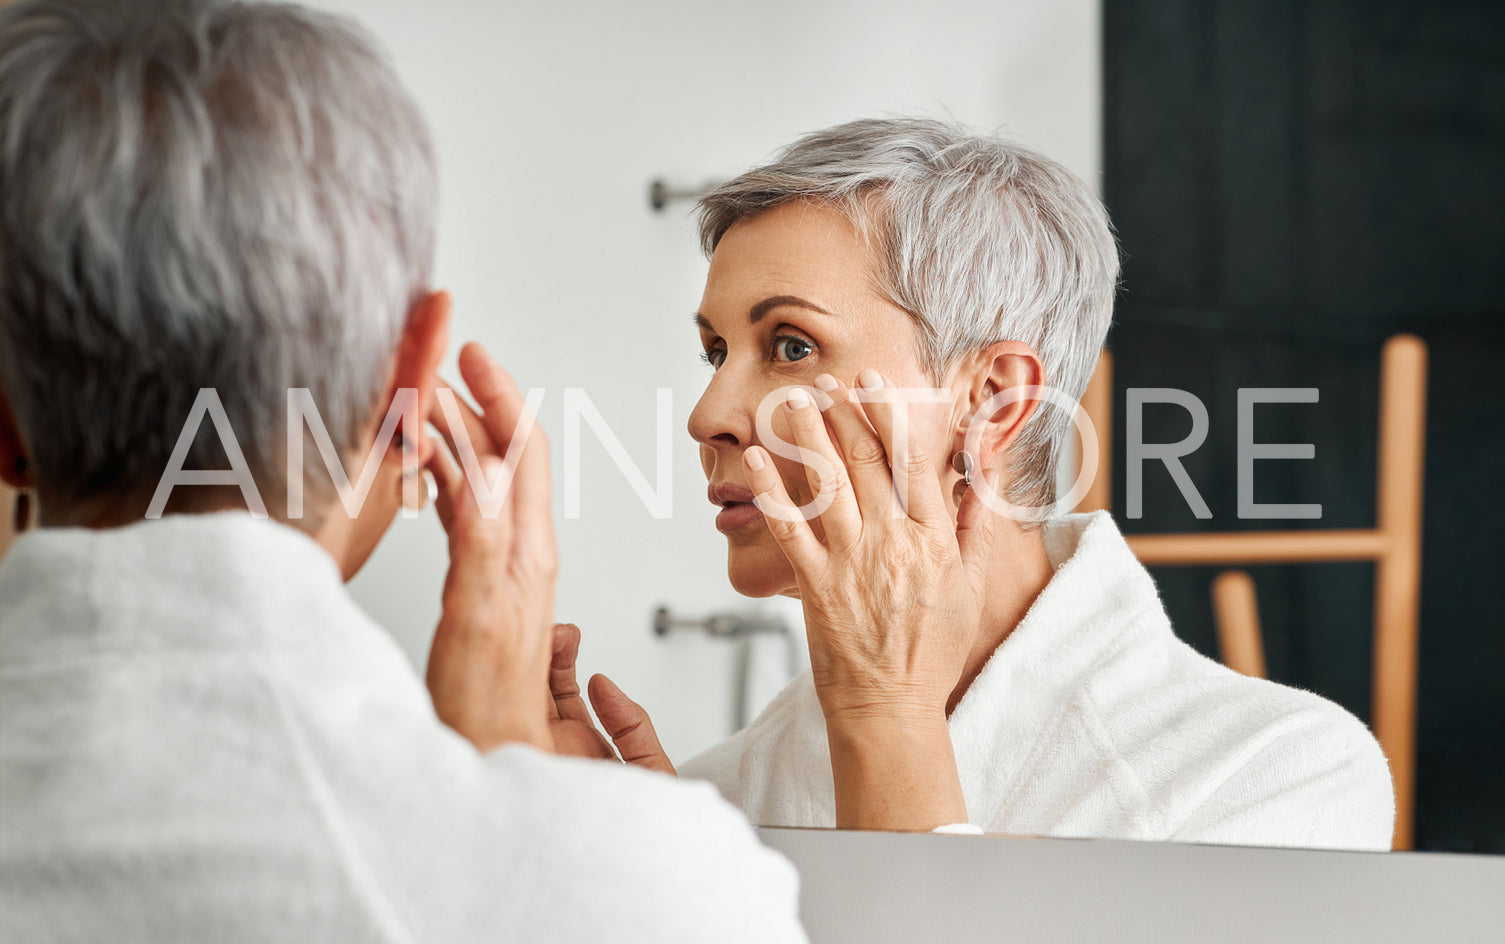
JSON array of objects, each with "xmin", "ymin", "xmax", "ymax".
[{"xmin": 725, "ymin": 542, "xmax": 796, "ymax": 598}]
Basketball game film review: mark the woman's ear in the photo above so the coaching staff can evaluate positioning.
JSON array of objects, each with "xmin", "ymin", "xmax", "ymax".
[
  {"xmin": 384, "ymin": 290, "xmax": 452, "ymax": 466},
  {"xmin": 953, "ymin": 341, "xmax": 1046, "ymax": 471}
]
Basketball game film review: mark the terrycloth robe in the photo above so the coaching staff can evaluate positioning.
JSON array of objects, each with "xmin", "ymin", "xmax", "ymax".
[
  {"xmin": 0, "ymin": 514, "xmax": 804, "ymax": 943},
  {"xmin": 683, "ymin": 512, "xmax": 1396, "ymax": 851}
]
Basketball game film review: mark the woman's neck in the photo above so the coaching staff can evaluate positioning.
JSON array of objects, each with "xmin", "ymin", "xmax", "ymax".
[{"xmin": 945, "ymin": 520, "xmax": 1056, "ymax": 716}]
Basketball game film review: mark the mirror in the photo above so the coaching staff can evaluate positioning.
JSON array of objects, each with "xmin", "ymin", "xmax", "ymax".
[{"xmin": 1, "ymin": 0, "xmax": 1481, "ymax": 859}]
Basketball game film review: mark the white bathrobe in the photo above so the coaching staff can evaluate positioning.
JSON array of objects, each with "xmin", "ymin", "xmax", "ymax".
[
  {"xmin": 0, "ymin": 514, "xmax": 805, "ymax": 943},
  {"xmin": 683, "ymin": 512, "xmax": 1396, "ymax": 852}
]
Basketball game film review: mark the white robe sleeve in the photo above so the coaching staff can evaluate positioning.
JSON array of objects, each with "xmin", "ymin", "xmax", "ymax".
[{"xmin": 1166, "ymin": 707, "xmax": 1397, "ymax": 851}]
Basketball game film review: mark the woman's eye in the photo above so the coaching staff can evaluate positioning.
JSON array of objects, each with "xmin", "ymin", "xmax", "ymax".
[
  {"xmin": 773, "ymin": 336, "xmax": 814, "ymax": 363},
  {"xmin": 700, "ymin": 348, "xmax": 727, "ymax": 370}
]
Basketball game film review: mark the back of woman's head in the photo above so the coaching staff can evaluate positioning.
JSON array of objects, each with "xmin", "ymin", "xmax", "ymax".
[{"xmin": 0, "ymin": 0, "xmax": 436, "ymax": 517}]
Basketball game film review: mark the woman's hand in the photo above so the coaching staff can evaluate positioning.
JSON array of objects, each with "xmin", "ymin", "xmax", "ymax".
[
  {"xmin": 548, "ymin": 622, "xmax": 677, "ymax": 776},
  {"xmin": 423, "ymin": 342, "xmax": 557, "ymax": 753},
  {"xmin": 742, "ymin": 370, "xmax": 1000, "ymax": 831}
]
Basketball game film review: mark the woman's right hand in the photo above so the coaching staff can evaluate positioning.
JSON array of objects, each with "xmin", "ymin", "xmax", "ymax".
[
  {"xmin": 548, "ymin": 622, "xmax": 677, "ymax": 775},
  {"xmin": 424, "ymin": 342, "xmax": 557, "ymax": 753},
  {"xmin": 741, "ymin": 371, "xmax": 1001, "ymax": 831}
]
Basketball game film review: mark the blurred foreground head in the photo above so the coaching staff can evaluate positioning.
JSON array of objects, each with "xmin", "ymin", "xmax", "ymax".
[{"xmin": 0, "ymin": 0, "xmax": 437, "ymax": 527}]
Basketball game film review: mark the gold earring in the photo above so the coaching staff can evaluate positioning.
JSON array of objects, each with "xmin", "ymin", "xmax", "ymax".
[{"xmin": 951, "ymin": 450, "xmax": 975, "ymax": 486}]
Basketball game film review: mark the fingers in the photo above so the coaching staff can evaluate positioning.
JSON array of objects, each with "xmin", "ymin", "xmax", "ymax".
[
  {"xmin": 812, "ymin": 372, "xmax": 906, "ymax": 522},
  {"xmin": 549, "ymin": 623, "xmax": 594, "ymax": 726},
  {"xmin": 452, "ymin": 343, "xmax": 552, "ymax": 559},
  {"xmin": 743, "ymin": 445, "xmax": 825, "ymax": 570},
  {"xmin": 503, "ymin": 389, "xmax": 553, "ymax": 564},
  {"xmin": 546, "ymin": 625, "xmax": 618, "ymax": 761},
  {"xmin": 457, "ymin": 343, "xmax": 532, "ymax": 456},
  {"xmin": 428, "ymin": 378, "xmax": 496, "ymax": 470},
  {"xmin": 956, "ymin": 467, "xmax": 1002, "ymax": 597},
  {"xmin": 431, "ymin": 380, "xmax": 513, "ymax": 530},
  {"xmin": 549, "ymin": 718, "xmax": 618, "ymax": 761},
  {"xmin": 430, "ymin": 347, "xmax": 553, "ymax": 578},
  {"xmin": 424, "ymin": 438, "xmax": 460, "ymax": 533},
  {"xmin": 849, "ymin": 370, "xmax": 947, "ymax": 527},
  {"xmin": 587, "ymin": 674, "xmax": 677, "ymax": 776},
  {"xmin": 777, "ymin": 386, "xmax": 862, "ymax": 544}
]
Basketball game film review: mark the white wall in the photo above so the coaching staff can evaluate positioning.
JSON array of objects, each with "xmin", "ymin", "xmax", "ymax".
[{"xmin": 315, "ymin": 0, "xmax": 1102, "ymax": 760}]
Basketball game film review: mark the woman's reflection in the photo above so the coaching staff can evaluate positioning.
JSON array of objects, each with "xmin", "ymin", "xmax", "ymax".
[{"xmin": 562, "ymin": 118, "xmax": 1395, "ymax": 851}]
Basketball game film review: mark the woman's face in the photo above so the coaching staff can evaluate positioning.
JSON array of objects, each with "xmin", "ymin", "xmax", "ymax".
[{"xmin": 688, "ymin": 201, "xmax": 959, "ymax": 598}]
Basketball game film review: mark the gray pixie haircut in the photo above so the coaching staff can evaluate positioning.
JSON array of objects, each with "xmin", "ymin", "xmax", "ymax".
[
  {"xmin": 697, "ymin": 118, "xmax": 1119, "ymax": 514},
  {"xmin": 0, "ymin": 0, "xmax": 436, "ymax": 511}
]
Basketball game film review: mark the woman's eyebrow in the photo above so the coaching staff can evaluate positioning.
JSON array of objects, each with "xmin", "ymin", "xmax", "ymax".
[
  {"xmin": 694, "ymin": 295, "xmax": 833, "ymax": 331},
  {"xmin": 748, "ymin": 295, "xmax": 832, "ymax": 322}
]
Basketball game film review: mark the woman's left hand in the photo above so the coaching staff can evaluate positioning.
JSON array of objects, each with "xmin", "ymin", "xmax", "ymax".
[
  {"xmin": 423, "ymin": 344, "xmax": 559, "ymax": 754},
  {"xmin": 742, "ymin": 369, "xmax": 1000, "ymax": 831}
]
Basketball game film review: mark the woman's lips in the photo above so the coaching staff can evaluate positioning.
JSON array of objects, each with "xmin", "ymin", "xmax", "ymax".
[
  {"xmin": 715, "ymin": 501, "xmax": 765, "ymax": 533},
  {"xmin": 709, "ymin": 482, "xmax": 763, "ymax": 533}
]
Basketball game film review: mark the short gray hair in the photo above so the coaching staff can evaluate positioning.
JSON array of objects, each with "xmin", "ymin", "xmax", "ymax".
[
  {"xmin": 697, "ymin": 118, "xmax": 1119, "ymax": 514},
  {"xmin": 0, "ymin": 0, "xmax": 436, "ymax": 514}
]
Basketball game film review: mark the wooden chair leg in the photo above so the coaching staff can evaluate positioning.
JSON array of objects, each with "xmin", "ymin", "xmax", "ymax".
[
  {"xmin": 1372, "ymin": 335, "xmax": 1427, "ymax": 852},
  {"xmin": 1212, "ymin": 570, "xmax": 1266, "ymax": 679}
]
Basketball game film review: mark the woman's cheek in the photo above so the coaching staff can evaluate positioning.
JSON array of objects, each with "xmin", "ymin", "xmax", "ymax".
[
  {"xmin": 771, "ymin": 453, "xmax": 810, "ymax": 505},
  {"xmin": 767, "ymin": 452, "xmax": 833, "ymax": 543}
]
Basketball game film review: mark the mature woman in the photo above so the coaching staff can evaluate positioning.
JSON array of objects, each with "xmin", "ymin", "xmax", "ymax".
[
  {"xmin": 0, "ymin": 2, "xmax": 803, "ymax": 940},
  {"xmin": 573, "ymin": 118, "xmax": 1395, "ymax": 850}
]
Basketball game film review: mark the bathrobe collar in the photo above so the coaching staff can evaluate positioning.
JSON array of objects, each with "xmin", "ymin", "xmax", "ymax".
[
  {"xmin": 0, "ymin": 512, "xmax": 365, "ymax": 664},
  {"xmin": 946, "ymin": 511, "xmax": 1167, "ymax": 818}
]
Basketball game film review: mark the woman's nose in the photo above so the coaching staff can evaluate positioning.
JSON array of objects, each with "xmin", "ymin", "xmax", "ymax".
[{"xmin": 688, "ymin": 368, "xmax": 752, "ymax": 450}]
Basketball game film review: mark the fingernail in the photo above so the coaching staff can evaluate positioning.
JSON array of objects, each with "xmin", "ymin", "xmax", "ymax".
[
  {"xmin": 786, "ymin": 388, "xmax": 811, "ymax": 410},
  {"xmin": 858, "ymin": 369, "xmax": 884, "ymax": 390},
  {"xmin": 745, "ymin": 448, "xmax": 766, "ymax": 471},
  {"xmin": 814, "ymin": 374, "xmax": 839, "ymax": 393}
]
